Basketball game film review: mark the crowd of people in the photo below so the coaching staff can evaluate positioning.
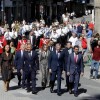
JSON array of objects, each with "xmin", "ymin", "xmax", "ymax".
[{"xmin": 0, "ymin": 14, "xmax": 100, "ymax": 97}]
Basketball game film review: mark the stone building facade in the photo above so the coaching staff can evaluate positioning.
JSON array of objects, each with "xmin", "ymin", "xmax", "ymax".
[
  {"xmin": 94, "ymin": 0, "xmax": 100, "ymax": 34},
  {"xmin": 0, "ymin": 0, "xmax": 94, "ymax": 24}
]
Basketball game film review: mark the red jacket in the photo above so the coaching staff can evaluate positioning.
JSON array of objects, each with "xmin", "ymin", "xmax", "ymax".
[
  {"xmin": 39, "ymin": 38, "xmax": 49, "ymax": 49},
  {"xmin": 89, "ymin": 22, "xmax": 94, "ymax": 30},
  {"xmin": 81, "ymin": 38, "xmax": 87, "ymax": 49},
  {"xmin": 92, "ymin": 46, "xmax": 100, "ymax": 61},
  {"xmin": 17, "ymin": 39, "xmax": 27, "ymax": 51},
  {"xmin": 0, "ymin": 36, "xmax": 7, "ymax": 54}
]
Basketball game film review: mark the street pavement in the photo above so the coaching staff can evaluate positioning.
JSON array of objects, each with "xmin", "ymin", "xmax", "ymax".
[{"xmin": 0, "ymin": 65, "xmax": 100, "ymax": 100}]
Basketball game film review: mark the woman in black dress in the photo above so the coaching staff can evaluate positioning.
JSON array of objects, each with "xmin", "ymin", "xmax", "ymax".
[{"xmin": 0, "ymin": 45, "xmax": 14, "ymax": 92}]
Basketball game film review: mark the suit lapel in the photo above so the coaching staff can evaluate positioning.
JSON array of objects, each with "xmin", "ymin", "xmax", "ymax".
[
  {"xmin": 54, "ymin": 51, "xmax": 58, "ymax": 59},
  {"xmin": 72, "ymin": 53, "xmax": 76, "ymax": 64},
  {"xmin": 27, "ymin": 51, "xmax": 31, "ymax": 60}
]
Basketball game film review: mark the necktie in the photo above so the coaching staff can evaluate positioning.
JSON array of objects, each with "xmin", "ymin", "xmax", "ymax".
[
  {"xmin": 57, "ymin": 52, "xmax": 60, "ymax": 59},
  {"xmin": 74, "ymin": 55, "xmax": 77, "ymax": 63},
  {"xmin": 28, "ymin": 52, "xmax": 31, "ymax": 58}
]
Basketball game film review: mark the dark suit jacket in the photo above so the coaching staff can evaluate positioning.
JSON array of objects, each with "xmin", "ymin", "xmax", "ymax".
[
  {"xmin": 67, "ymin": 53, "xmax": 84, "ymax": 74},
  {"xmin": 62, "ymin": 48, "xmax": 73, "ymax": 71},
  {"xmin": 23, "ymin": 51, "xmax": 39, "ymax": 72},
  {"xmin": 14, "ymin": 50, "xmax": 24, "ymax": 70},
  {"xmin": 28, "ymin": 35, "xmax": 36, "ymax": 48},
  {"xmin": 48, "ymin": 50, "xmax": 64, "ymax": 71},
  {"xmin": 48, "ymin": 46, "xmax": 55, "ymax": 52}
]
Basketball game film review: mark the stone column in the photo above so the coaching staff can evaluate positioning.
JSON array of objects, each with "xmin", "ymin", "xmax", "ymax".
[{"xmin": 94, "ymin": 0, "xmax": 100, "ymax": 34}]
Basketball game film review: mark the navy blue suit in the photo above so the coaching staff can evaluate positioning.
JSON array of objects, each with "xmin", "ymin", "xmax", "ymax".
[
  {"xmin": 14, "ymin": 50, "xmax": 24, "ymax": 84},
  {"xmin": 48, "ymin": 46, "xmax": 55, "ymax": 52},
  {"xmin": 67, "ymin": 53, "xmax": 84, "ymax": 93},
  {"xmin": 48, "ymin": 50, "xmax": 64, "ymax": 93},
  {"xmin": 62, "ymin": 48, "xmax": 73, "ymax": 90},
  {"xmin": 23, "ymin": 50, "xmax": 39, "ymax": 91}
]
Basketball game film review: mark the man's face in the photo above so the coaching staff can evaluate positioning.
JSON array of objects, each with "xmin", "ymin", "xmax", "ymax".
[
  {"xmin": 50, "ymin": 41, "xmax": 54, "ymax": 46},
  {"xmin": 80, "ymin": 36, "xmax": 82, "ymax": 40},
  {"xmin": 74, "ymin": 47, "xmax": 79, "ymax": 54},
  {"xmin": 27, "ymin": 45, "xmax": 32, "ymax": 51},
  {"xmin": 72, "ymin": 33, "xmax": 76, "ymax": 38},
  {"xmin": 56, "ymin": 44, "xmax": 61, "ymax": 51},
  {"xmin": 66, "ymin": 43, "xmax": 72, "ymax": 49},
  {"xmin": 30, "ymin": 32, "xmax": 33, "ymax": 36},
  {"xmin": 20, "ymin": 44, "xmax": 25, "ymax": 51}
]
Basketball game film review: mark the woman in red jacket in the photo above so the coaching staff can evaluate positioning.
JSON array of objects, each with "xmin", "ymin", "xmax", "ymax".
[{"xmin": 0, "ymin": 33, "xmax": 7, "ymax": 55}]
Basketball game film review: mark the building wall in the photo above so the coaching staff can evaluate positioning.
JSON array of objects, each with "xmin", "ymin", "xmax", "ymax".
[
  {"xmin": 0, "ymin": 0, "xmax": 92, "ymax": 23},
  {"xmin": 94, "ymin": 0, "xmax": 100, "ymax": 34}
]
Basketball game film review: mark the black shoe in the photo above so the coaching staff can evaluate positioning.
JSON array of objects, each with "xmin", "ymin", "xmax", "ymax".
[
  {"xmin": 18, "ymin": 82, "xmax": 21, "ymax": 86},
  {"xmin": 32, "ymin": 91, "xmax": 38, "ymax": 94},
  {"xmin": 41, "ymin": 82, "xmax": 46, "ymax": 89},
  {"xmin": 22, "ymin": 86, "xmax": 25, "ymax": 89},
  {"xmin": 74, "ymin": 93, "xmax": 78, "ymax": 97},
  {"xmin": 65, "ymin": 84, "xmax": 67, "ymax": 87},
  {"xmin": 66, "ymin": 88, "xmax": 69, "ymax": 92},
  {"xmin": 27, "ymin": 89, "xmax": 30, "ymax": 93},
  {"xmin": 42, "ymin": 87, "xmax": 46, "ymax": 90},
  {"xmin": 69, "ymin": 90, "xmax": 72, "ymax": 94},
  {"xmin": 61, "ymin": 77, "xmax": 64, "ymax": 80},
  {"xmin": 57, "ymin": 92, "xmax": 61, "ymax": 96},
  {"xmin": 50, "ymin": 88, "xmax": 54, "ymax": 93},
  {"xmin": 41, "ymin": 82, "xmax": 45, "ymax": 86}
]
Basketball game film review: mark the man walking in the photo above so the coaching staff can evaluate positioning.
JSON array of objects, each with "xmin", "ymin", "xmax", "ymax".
[
  {"xmin": 48, "ymin": 43, "xmax": 64, "ymax": 96},
  {"xmin": 23, "ymin": 44, "xmax": 39, "ymax": 94},
  {"xmin": 67, "ymin": 45, "xmax": 84, "ymax": 97},
  {"xmin": 14, "ymin": 44, "xmax": 25, "ymax": 86}
]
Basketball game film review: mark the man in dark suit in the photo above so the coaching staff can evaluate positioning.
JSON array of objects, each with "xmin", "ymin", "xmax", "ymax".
[
  {"xmin": 48, "ymin": 43, "xmax": 64, "ymax": 96},
  {"xmin": 62, "ymin": 41, "xmax": 73, "ymax": 91},
  {"xmin": 48, "ymin": 40, "xmax": 55, "ymax": 52},
  {"xmin": 28, "ymin": 30, "xmax": 36, "ymax": 50},
  {"xmin": 67, "ymin": 45, "xmax": 84, "ymax": 97},
  {"xmin": 14, "ymin": 44, "xmax": 25, "ymax": 86},
  {"xmin": 23, "ymin": 44, "xmax": 39, "ymax": 94},
  {"xmin": 48, "ymin": 40, "xmax": 55, "ymax": 87}
]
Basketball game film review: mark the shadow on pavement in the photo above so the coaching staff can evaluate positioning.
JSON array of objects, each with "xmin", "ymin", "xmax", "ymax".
[
  {"xmin": 79, "ymin": 94, "xmax": 100, "ymax": 100},
  {"xmin": 9, "ymin": 85, "xmax": 21, "ymax": 90},
  {"xmin": 36, "ymin": 86, "xmax": 45, "ymax": 93},
  {"xmin": 78, "ymin": 88, "xmax": 87, "ymax": 95}
]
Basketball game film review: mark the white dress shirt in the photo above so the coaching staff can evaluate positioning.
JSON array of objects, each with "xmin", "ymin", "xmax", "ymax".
[
  {"xmin": 69, "ymin": 36, "xmax": 78, "ymax": 47},
  {"xmin": 4, "ymin": 31, "xmax": 12, "ymax": 40}
]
